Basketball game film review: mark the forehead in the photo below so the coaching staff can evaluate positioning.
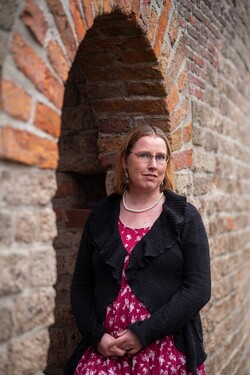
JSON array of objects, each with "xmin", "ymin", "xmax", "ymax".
[{"xmin": 132, "ymin": 135, "xmax": 167, "ymax": 151}]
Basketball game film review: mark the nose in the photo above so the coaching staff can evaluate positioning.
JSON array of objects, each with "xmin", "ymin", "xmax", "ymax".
[{"xmin": 148, "ymin": 156, "xmax": 157, "ymax": 168}]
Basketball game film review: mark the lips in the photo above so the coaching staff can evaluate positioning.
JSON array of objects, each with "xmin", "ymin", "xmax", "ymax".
[{"xmin": 143, "ymin": 174, "xmax": 157, "ymax": 177}]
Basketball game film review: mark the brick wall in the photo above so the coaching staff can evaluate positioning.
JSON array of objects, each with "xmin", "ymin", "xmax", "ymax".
[{"xmin": 0, "ymin": 0, "xmax": 249, "ymax": 374}]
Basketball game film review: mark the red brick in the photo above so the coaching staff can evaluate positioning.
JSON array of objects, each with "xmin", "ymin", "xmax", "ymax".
[
  {"xmin": 131, "ymin": 0, "xmax": 141, "ymax": 21},
  {"xmin": 82, "ymin": 0, "xmax": 94, "ymax": 28},
  {"xmin": 122, "ymin": 0, "xmax": 132, "ymax": 14},
  {"xmin": 153, "ymin": 0, "xmax": 171, "ymax": 57},
  {"xmin": 98, "ymin": 134, "xmax": 125, "ymax": 152},
  {"xmin": 189, "ymin": 73, "xmax": 205, "ymax": 89},
  {"xmin": 90, "ymin": 0, "xmax": 102, "ymax": 17},
  {"xmin": 102, "ymin": 0, "xmax": 112, "ymax": 13},
  {"xmin": 177, "ymin": 69, "xmax": 188, "ymax": 92},
  {"xmin": 172, "ymin": 149, "xmax": 192, "ymax": 170},
  {"xmin": 183, "ymin": 121, "xmax": 192, "ymax": 143},
  {"xmin": 166, "ymin": 85, "xmax": 179, "ymax": 113},
  {"xmin": 134, "ymin": 117, "xmax": 170, "ymax": 132},
  {"xmin": 34, "ymin": 102, "xmax": 61, "ymax": 138},
  {"xmin": 168, "ymin": 12, "xmax": 179, "ymax": 46},
  {"xmin": 65, "ymin": 209, "xmax": 90, "ymax": 228},
  {"xmin": 98, "ymin": 117, "xmax": 132, "ymax": 133},
  {"xmin": 47, "ymin": 39, "xmax": 70, "ymax": 82},
  {"xmin": 2, "ymin": 80, "xmax": 31, "ymax": 121},
  {"xmin": 169, "ymin": 97, "xmax": 191, "ymax": 130},
  {"xmin": 147, "ymin": 7, "xmax": 158, "ymax": 42},
  {"xmin": 193, "ymin": 53, "xmax": 205, "ymax": 67},
  {"xmin": 170, "ymin": 128, "xmax": 182, "ymax": 151},
  {"xmin": 12, "ymin": 33, "xmax": 64, "ymax": 109},
  {"xmin": 98, "ymin": 152, "xmax": 116, "ymax": 169},
  {"xmin": 190, "ymin": 86, "xmax": 205, "ymax": 101},
  {"xmin": 119, "ymin": 48, "xmax": 157, "ymax": 64},
  {"xmin": 69, "ymin": 0, "xmax": 87, "ymax": 42},
  {"xmin": 0, "ymin": 126, "xmax": 58, "ymax": 169},
  {"xmin": 189, "ymin": 14, "xmax": 196, "ymax": 26},
  {"xmin": 55, "ymin": 182, "xmax": 80, "ymax": 198},
  {"xmin": 141, "ymin": 0, "xmax": 151, "ymax": 26},
  {"xmin": 115, "ymin": 65, "xmax": 162, "ymax": 80},
  {"xmin": 53, "ymin": 207, "xmax": 63, "ymax": 222},
  {"xmin": 226, "ymin": 216, "xmax": 234, "ymax": 231},
  {"xmin": 93, "ymin": 99, "xmax": 169, "ymax": 115},
  {"xmin": 20, "ymin": 0, "xmax": 48, "ymax": 46},
  {"xmin": 164, "ymin": 38, "xmax": 186, "ymax": 91},
  {"xmin": 126, "ymin": 81, "xmax": 166, "ymax": 97},
  {"xmin": 46, "ymin": 0, "xmax": 77, "ymax": 61}
]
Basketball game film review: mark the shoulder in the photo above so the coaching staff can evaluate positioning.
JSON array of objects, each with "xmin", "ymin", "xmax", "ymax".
[
  {"xmin": 87, "ymin": 193, "xmax": 121, "ymax": 225},
  {"xmin": 163, "ymin": 190, "xmax": 204, "ymax": 226},
  {"xmin": 91, "ymin": 193, "xmax": 120, "ymax": 211}
]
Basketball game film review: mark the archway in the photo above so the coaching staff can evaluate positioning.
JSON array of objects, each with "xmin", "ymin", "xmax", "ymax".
[
  {"xmin": 46, "ymin": 9, "xmax": 190, "ymax": 372},
  {"xmin": 0, "ymin": 1, "xmax": 191, "ymax": 374}
]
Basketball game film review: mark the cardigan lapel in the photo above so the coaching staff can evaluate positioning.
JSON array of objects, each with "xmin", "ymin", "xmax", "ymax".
[
  {"xmin": 88, "ymin": 194, "xmax": 126, "ymax": 284},
  {"xmin": 127, "ymin": 190, "xmax": 187, "ymax": 270},
  {"xmin": 88, "ymin": 191, "xmax": 187, "ymax": 277}
]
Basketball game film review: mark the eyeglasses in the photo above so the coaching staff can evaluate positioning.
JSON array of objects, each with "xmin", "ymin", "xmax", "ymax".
[{"xmin": 129, "ymin": 151, "xmax": 170, "ymax": 165}]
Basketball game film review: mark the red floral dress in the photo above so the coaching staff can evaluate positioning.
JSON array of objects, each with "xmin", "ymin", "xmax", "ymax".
[{"xmin": 75, "ymin": 220, "xmax": 206, "ymax": 375}]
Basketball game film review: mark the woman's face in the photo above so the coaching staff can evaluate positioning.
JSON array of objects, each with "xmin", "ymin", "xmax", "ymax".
[{"xmin": 124, "ymin": 135, "xmax": 167, "ymax": 193}]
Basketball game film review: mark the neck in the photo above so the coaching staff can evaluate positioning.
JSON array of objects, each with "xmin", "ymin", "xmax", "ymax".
[{"xmin": 122, "ymin": 189, "xmax": 164, "ymax": 213}]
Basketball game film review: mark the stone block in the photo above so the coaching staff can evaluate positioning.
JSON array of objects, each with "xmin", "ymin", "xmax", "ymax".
[
  {"xmin": 0, "ymin": 343, "xmax": 9, "ymax": 375},
  {"xmin": 8, "ymin": 329, "xmax": 49, "ymax": 375},
  {"xmin": 192, "ymin": 149, "xmax": 216, "ymax": 173},
  {"xmin": 2, "ymin": 167, "xmax": 57, "ymax": 206},
  {"xmin": 56, "ymin": 250, "xmax": 77, "ymax": 277},
  {"xmin": 37, "ymin": 208, "xmax": 57, "ymax": 242},
  {"xmin": 0, "ymin": 303, "xmax": 14, "ymax": 341},
  {"xmin": 30, "ymin": 246, "xmax": 57, "ymax": 287},
  {"xmin": 14, "ymin": 287, "xmax": 55, "ymax": 335},
  {"xmin": 0, "ymin": 252, "xmax": 28, "ymax": 296},
  {"xmin": 0, "ymin": 209, "xmax": 13, "ymax": 245},
  {"xmin": 53, "ymin": 230, "xmax": 73, "ymax": 249},
  {"xmin": 54, "ymin": 304, "xmax": 75, "ymax": 326},
  {"xmin": 48, "ymin": 327, "xmax": 66, "ymax": 350},
  {"xmin": 175, "ymin": 172, "xmax": 193, "ymax": 195},
  {"xmin": 15, "ymin": 209, "xmax": 37, "ymax": 243}
]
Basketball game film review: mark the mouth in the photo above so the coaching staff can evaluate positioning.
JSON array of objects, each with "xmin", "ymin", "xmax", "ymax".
[{"xmin": 143, "ymin": 174, "xmax": 157, "ymax": 178}]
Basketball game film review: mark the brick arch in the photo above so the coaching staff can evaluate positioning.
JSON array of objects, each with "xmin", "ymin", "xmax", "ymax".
[
  {"xmin": 0, "ymin": 1, "xmax": 192, "ymax": 374},
  {"xmin": 1, "ymin": 0, "xmax": 192, "ymax": 180}
]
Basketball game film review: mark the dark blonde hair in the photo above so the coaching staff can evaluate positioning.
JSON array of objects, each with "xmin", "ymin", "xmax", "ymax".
[{"xmin": 113, "ymin": 125, "xmax": 175, "ymax": 194}]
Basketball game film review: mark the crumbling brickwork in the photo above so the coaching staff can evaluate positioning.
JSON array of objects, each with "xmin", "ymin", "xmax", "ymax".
[{"xmin": 0, "ymin": 0, "xmax": 249, "ymax": 374}]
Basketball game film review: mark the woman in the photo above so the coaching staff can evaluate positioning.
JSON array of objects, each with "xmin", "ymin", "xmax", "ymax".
[{"xmin": 65, "ymin": 125, "xmax": 211, "ymax": 375}]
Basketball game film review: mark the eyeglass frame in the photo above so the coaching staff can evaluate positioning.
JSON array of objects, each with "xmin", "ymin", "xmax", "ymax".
[{"xmin": 128, "ymin": 151, "xmax": 171, "ymax": 164}]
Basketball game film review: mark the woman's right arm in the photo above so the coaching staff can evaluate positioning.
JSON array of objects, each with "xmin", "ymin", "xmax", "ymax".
[{"xmin": 70, "ymin": 220, "xmax": 106, "ymax": 347}]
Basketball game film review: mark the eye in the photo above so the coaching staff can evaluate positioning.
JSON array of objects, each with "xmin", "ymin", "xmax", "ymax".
[
  {"xmin": 138, "ymin": 152, "xmax": 151, "ymax": 160},
  {"xmin": 156, "ymin": 154, "xmax": 166, "ymax": 161}
]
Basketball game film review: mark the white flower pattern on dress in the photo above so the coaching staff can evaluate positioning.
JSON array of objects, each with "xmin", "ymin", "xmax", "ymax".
[{"xmin": 75, "ymin": 220, "xmax": 206, "ymax": 375}]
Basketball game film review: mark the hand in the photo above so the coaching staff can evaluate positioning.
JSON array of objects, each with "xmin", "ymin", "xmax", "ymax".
[
  {"xmin": 97, "ymin": 333, "xmax": 126, "ymax": 357},
  {"xmin": 114, "ymin": 329, "xmax": 143, "ymax": 355}
]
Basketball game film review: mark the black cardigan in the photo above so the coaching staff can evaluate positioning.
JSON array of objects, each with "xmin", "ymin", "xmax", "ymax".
[{"xmin": 66, "ymin": 190, "xmax": 211, "ymax": 375}]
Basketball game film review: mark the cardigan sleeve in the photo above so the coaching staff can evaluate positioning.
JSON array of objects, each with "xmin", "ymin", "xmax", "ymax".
[
  {"xmin": 128, "ymin": 203, "xmax": 211, "ymax": 347},
  {"xmin": 70, "ymin": 219, "xmax": 106, "ymax": 347}
]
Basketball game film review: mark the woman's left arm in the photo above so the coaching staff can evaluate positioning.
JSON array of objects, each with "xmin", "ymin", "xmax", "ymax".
[{"xmin": 128, "ymin": 203, "xmax": 211, "ymax": 347}]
